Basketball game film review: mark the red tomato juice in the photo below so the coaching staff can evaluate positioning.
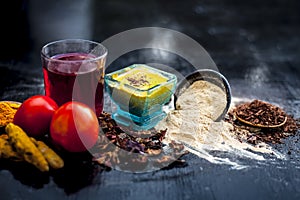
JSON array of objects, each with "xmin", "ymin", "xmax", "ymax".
[{"xmin": 43, "ymin": 52, "xmax": 104, "ymax": 116}]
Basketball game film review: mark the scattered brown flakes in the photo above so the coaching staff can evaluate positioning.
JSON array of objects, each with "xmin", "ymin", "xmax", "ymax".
[
  {"xmin": 92, "ymin": 112, "xmax": 187, "ymax": 171},
  {"xmin": 97, "ymin": 112, "xmax": 168, "ymax": 154}
]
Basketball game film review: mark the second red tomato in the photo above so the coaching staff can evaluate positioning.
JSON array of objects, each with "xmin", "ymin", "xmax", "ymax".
[{"xmin": 50, "ymin": 101, "xmax": 99, "ymax": 152}]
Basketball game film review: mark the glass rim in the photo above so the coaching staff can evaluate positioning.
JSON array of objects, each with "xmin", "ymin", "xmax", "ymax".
[{"xmin": 41, "ymin": 39, "xmax": 108, "ymax": 63}]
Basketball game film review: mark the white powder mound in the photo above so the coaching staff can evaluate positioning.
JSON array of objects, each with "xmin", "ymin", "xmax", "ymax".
[
  {"xmin": 156, "ymin": 81, "xmax": 285, "ymax": 169},
  {"xmin": 176, "ymin": 80, "xmax": 227, "ymax": 120}
]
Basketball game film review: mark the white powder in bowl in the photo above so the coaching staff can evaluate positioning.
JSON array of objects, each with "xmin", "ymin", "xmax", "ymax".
[{"xmin": 175, "ymin": 80, "xmax": 227, "ymax": 120}]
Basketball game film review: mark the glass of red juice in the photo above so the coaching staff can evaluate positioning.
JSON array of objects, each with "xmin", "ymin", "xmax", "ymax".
[{"xmin": 41, "ymin": 39, "xmax": 107, "ymax": 116}]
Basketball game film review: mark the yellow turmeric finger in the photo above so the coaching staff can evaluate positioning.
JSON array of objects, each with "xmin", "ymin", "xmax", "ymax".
[
  {"xmin": 5, "ymin": 123, "xmax": 49, "ymax": 172},
  {"xmin": 30, "ymin": 137, "xmax": 64, "ymax": 169},
  {"xmin": 0, "ymin": 136, "xmax": 23, "ymax": 161}
]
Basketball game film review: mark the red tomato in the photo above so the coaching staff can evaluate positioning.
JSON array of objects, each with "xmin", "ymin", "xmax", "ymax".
[
  {"xmin": 13, "ymin": 95, "xmax": 58, "ymax": 137},
  {"xmin": 50, "ymin": 101, "xmax": 99, "ymax": 152}
]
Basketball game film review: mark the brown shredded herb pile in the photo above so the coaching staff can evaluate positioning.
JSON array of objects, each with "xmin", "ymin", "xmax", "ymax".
[
  {"xmin": 91, "ymin": 112, "xmax": 187, "ymax": 171},
  {"xmin": 227, "ymin": 99, "xmax": 299, "ymax": 145},
  {"xmin": 235, "ymin": 99, "xmax": 286, "ymax": 126}
]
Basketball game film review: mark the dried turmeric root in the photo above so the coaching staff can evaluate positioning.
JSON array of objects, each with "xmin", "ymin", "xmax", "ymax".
[
  {"xmin": 0, "ymin": 135, "xmax": 23, "ymax": 161},
  {"xmin": 5, "ymin": 123, "xmax": 49, "ymax": 172},
  {"xmin": 30, "ymin": 137, "xmax": 64, "ymax": 169}
]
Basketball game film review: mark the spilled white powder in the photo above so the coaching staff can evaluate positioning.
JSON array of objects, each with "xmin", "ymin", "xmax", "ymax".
[{"xmin": 156, "ymin": 81, "xmax": 285, "ymax": 169}]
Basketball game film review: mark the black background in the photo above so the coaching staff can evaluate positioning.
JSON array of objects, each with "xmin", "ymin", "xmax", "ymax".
[{"xmin": 0, "ymin": 0, "xmax": 300, "ymax": 199}]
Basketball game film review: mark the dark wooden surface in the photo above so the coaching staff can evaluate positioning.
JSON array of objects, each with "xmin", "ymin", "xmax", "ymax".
[{"xmin": 1, "ymin": 0, "xmax": 300, "ymax": 199}]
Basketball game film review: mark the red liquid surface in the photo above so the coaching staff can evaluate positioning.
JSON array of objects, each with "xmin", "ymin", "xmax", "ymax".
[{"xmin": 43, "ymin": 53, "xmax": 104, "ymax": 116}]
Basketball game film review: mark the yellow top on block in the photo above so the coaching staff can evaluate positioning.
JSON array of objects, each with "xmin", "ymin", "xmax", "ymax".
[{"xmin": 112, "ymin": 66, "xmax": 168, "ymax": 90}]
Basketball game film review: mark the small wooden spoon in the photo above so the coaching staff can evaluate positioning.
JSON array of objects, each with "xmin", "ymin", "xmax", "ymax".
[{"xmin": 234, "ymin": 112, "xmax": 287, "ymax": 128}]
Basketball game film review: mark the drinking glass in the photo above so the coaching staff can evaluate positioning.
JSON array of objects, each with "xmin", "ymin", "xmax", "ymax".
[{"xmin": 41, "ymin": 39, "xmax": 107, "ymax": 116}]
